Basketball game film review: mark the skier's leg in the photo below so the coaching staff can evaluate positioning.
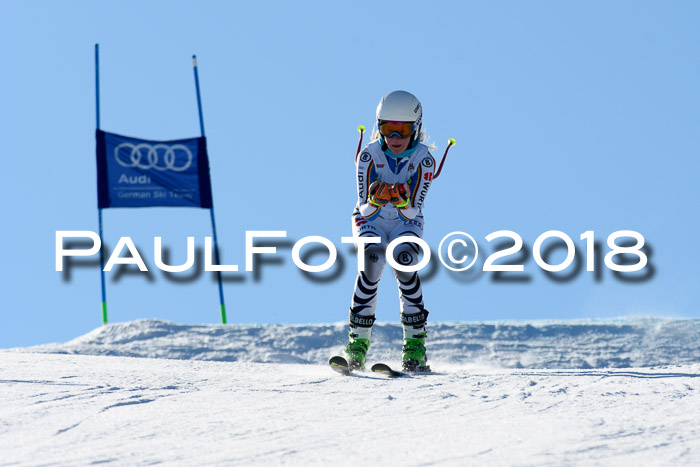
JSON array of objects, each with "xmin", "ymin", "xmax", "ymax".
[
  {"xmin": 391, "ymin": 241, "xmax": 430, "ymax": 371},
  {"xmin": 388, "ymin": 218, "xmax": 430, "ymax": 371},
  {"xmin": 345, "ymin": 215, "xmax": 389, "ymax": 369}
]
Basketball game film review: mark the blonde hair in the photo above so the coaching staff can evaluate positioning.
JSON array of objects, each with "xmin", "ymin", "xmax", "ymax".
[{"xmin": 371, "ymin": 128, "xmax": 437, "ymax": 152}]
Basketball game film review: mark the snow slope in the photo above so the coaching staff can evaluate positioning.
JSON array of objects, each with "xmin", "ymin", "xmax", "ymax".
[
  {"xmin": 21, "ymin": 317, "xmax": 700, "ymax": 368},
  {"xmin": 2, "ymin": 318, "xmax": 700, "ymax": 465}
]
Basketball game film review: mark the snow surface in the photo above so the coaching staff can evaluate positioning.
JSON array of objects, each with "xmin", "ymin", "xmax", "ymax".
[{"xmin": 2, "ymin": 318, "xmax": 700, "ymax": 465}]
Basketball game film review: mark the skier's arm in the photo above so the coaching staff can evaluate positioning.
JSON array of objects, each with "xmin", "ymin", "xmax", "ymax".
[
  {"xmin": 355, "ymin": 151, "xmax": 381, "ymax": 219},
  {"xmin": 407, "ymin": 153, "xmax": 436, "ymax": 211},
  {"xmin": 356, "ymin": 154, "xmax": 371, "ymax": 205}
]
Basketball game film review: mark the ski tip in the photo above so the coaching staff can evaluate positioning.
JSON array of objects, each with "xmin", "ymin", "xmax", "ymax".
[
  {"xmin": 448, "ymin": 138, "xmax": 456, "ymax": 146},
  {"xmin": 357, "ymin": 125, "xmax": 366, "ymax": 133},
  {"xmin": 329, "ymin": 356, "xmax": 347, "ymax": 367},
  {"xmin": 371, "ymin": 363, "xmax": 403, "ymax": 377},
  {"xmin": 329, "ymin": 356, "xmax": 351, "ymax": 376}
]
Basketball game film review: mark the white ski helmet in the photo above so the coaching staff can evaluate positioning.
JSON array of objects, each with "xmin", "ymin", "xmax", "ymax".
[{"xmin": 376, "ymin": 90, "xmax": 422, "ymax": 145}]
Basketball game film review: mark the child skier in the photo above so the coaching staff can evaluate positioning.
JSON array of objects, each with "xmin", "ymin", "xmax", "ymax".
[{"xmin": 345, "ymin": 90, "xmax": 436, "ymax": 372}]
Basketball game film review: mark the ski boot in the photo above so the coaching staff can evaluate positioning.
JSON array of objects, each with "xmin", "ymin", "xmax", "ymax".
[
  {"xmin": 402, "ymin": 336, "xmax": 429, "ymax": 372},
  {"xmin": 344, "ymin": 336, "xmax": 370, "ymax": 370},
  {"xmin": 401, "ymin": 310, "xmax": 431, "ymax": 372},
  {"xmin": 345, "ymin": 310, "xmax": 375, "ymax": 370}
]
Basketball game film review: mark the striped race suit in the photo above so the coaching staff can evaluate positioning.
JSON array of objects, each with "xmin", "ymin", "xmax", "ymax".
[{"xmin": 348, "ymin": 140, "xmax": 435, "ymax": 335}]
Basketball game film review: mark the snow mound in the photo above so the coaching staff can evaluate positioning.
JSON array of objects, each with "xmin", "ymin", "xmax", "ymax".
[{"xmin": 19, "ymin": 317, "xmax": 700, "ymax": 368}]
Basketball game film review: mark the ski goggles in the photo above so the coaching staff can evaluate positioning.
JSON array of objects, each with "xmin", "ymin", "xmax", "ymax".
[{"xmin": 378, "ymin": 121, "xmax": 417, "ymax": 139}]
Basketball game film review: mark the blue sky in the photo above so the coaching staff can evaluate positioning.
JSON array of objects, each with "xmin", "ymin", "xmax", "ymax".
[{"xmin": 1, "ymin": 1, "xmax": 699, "ymax": 348}]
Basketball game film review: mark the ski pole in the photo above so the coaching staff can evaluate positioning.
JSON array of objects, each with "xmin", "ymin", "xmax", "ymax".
[
  {"xmin": 433, "ymin": 138, "xmax": 456, "ymax": 180},
  {"xmin": 354, "ymin": 125, "xmax": 366, "ymax": 163}
]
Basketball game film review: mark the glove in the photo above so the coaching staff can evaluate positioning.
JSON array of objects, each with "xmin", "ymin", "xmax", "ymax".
[
  {"xmin": 369, "ymin": 181, "xmax": 411, "ymax": 208},
  {"xmin": 391, "ymin": 182, "xmax": 411, "ymax": 208},
  {"xmin": 369, "ymin": 181, "xmax": 393, "ymax": 206}
]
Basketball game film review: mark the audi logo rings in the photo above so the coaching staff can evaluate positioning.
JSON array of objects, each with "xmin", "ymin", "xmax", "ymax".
[{"xmin": 114, "ymin": 143, "xmax": 194, "ymax": 172}]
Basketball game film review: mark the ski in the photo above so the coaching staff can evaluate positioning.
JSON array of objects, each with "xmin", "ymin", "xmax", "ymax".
[
  {"xmin": 329, "ymin": 356, "xmax": 351, "ymax": 376},
  {"xmin": 371, "ymin": 363, "xmax": 404, "ymax": 377},
  {"xmin": 331, "ymin": 358, "xmax": 430, "ymax": 377}
]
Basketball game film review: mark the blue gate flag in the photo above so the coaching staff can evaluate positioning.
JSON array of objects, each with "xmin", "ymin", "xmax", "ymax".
[{"xmin": 96, "ymin": 130, "xmax": 213, "ymax": 208}]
